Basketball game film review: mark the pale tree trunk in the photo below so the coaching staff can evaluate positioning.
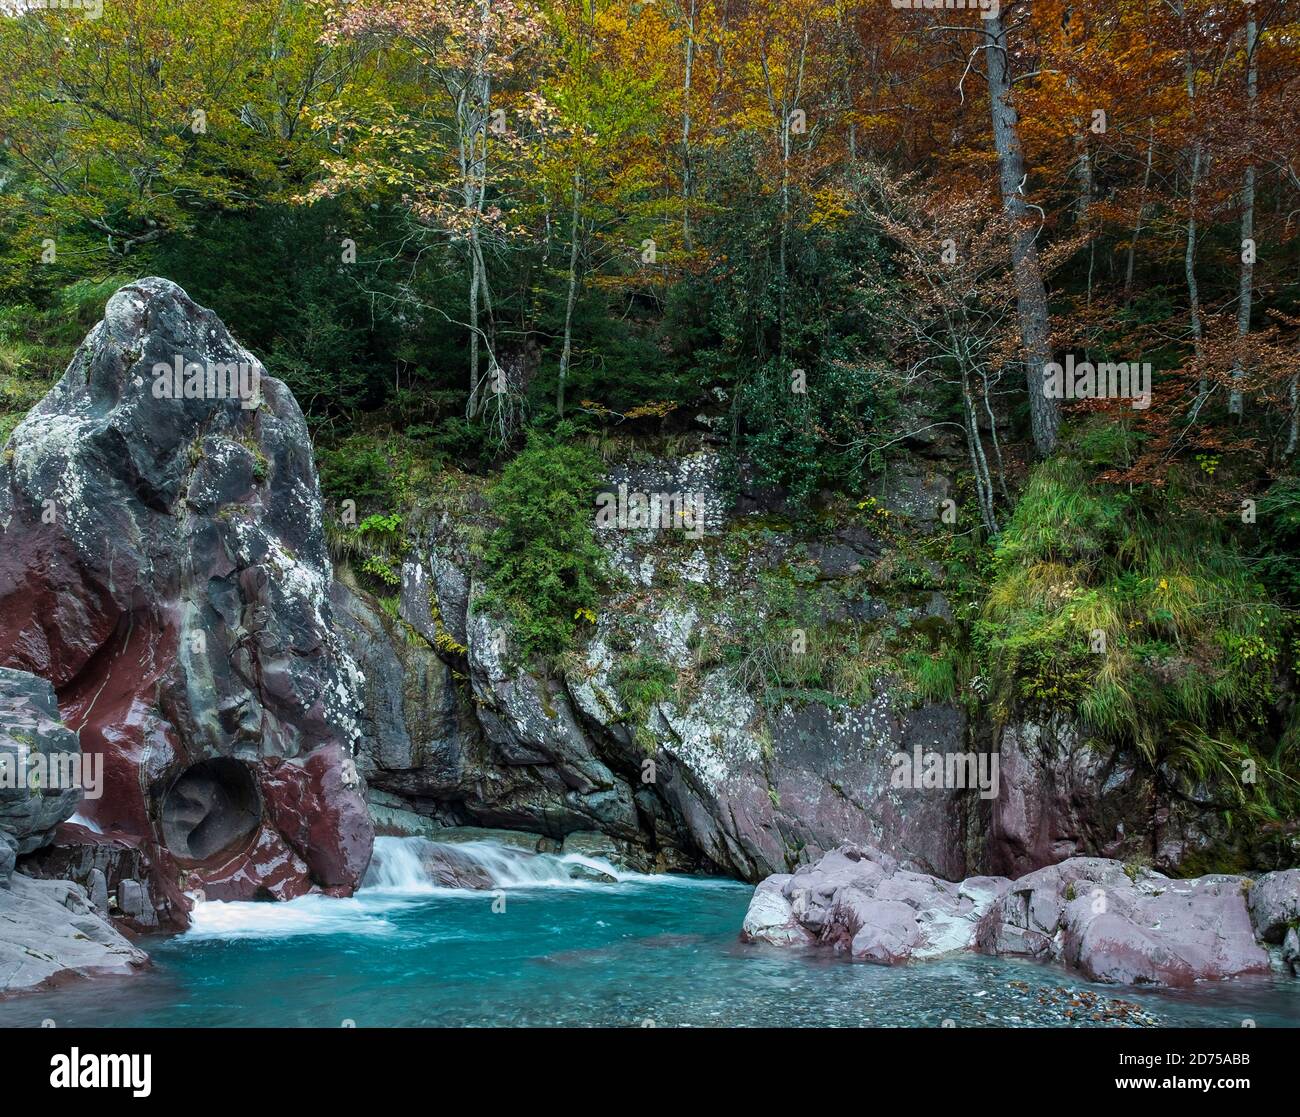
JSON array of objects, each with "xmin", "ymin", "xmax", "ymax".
[
  {"xmin": 985, "ymin": 12, "xmax": 1058, "ymax": 457},
  {"xmin": 464, "ymin": 1, "xmax": 495, "ymax": 418},
  {"xmin": 1179, "ymin": 5, "xmax": 1207, "ymax": 402},
  {"xmin": 1072, "ymin": 110, "xmax": 1094, "ymax": 305},
  {"xmin": 1124, "ymin": 118, "xmax": 1155, "ymax": 301},
  {"xmin": 1230, "ymin": 13, "xmax": 1258, "ymax": 418},
  {"xmin": 779, "ymin": 102, "xmax": 789, "ymax": 349},
  {"xmin": 961, "ymin": 367, "xmax": 998, "ymax": 535},
  {"xmin": 468, "ymin": 221, "xmax": 482, "ymax": 414},
  {"xmin": 556, "ymin": 168, "xmax": 582, "ymax": 418},
  {"xmin": 761, "ymin": 29, "xmax": 807, "ymax": 360},
  {"xmin": 838, "ymin": 7, "xmax": 857, "ymax": 160},
  {"xmin": 681, "ymin": 0, "xmax": 695, "ymax": 250},
  {"xmin": 1185, "ymin": 137, "xmax": 1206, "ymax": 399}
]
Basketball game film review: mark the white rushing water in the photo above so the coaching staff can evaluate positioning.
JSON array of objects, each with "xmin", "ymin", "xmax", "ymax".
[
  {"xmin": 185, "ymin": 894, "xmax": 402, "ymax": 939},
  {"xmin": 183, "ymin": 835, "xmax": 656, "ymax": 939},
  {"xmin": 361, "ymin": 835, "xmax": 642, "ymax": 891}
]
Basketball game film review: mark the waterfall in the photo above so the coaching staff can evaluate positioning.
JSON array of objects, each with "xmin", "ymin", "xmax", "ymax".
[
  {"xmin": 181, "ymin": 836, "xmax": 646, "ymax": 940},
  {"xmin": 363, "ymin": 835, "xmax": 435, "ymax": 891},
  {"xmin": 361, "ymin": 836, "xmax": 629, "ymax": 892}
]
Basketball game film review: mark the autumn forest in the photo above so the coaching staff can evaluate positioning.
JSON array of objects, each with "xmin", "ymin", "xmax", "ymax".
[{"xmin": 3, "ymin": 0, "xmax": 1300, "ymax": 869}]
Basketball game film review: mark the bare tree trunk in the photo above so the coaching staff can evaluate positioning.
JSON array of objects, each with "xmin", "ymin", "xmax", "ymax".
[
  {"xmin": 985, "ymin": 11, "xmax": 1058, "ymax": 457},
  {"xmin": 680, "ymin": 0, "xmax": 695, "ymax": 251},
  {"xmin": 468, "ymin": 224, "xmax": 482, "ymax": 414},
  {"xmin": 1185, "ymin": 141, "xmax": 1205, "ymax": 398},
  {"xmin": 962, "ymin": 368, "xmax": 998, "ymax": 535},
  {"xmin": 1175, "ymin": 5, "xmax": 1208, "ymax": 404},
  {"xmin": 1230, "ymin": 13, "xmax": 1258, "ymax": 418},
  {"xmin": 1075, "ymin": 128, "xmax": 1094, "ymax": 306},
  {"xmin": 779, "ymin": 104, "xmax": 789, "ymax": 352},
  {"xmin": 556, "ymin": 168, "xmax": 582, "ymax": 418},
  {"xmin": 464, "ymin": 1, "xmax": 495, "ymax": 418},
  {"xmin": 980, "ymin": 368, "xmax": 1010, "ymax": 501},
  {"xmin": 761, "ymin": 28, "xmax": 808, "ymax": 361},
  {"xmin": 1124, "ymin": 118, "xmax": 1155, "ymax": 301}
]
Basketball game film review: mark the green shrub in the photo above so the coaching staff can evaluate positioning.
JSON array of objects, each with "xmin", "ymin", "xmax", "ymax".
[
  {"xmin": 900, "ymin": 645, "xmax": 960, "ymax": 704},
  {"xmin": 612, "ymin": 655, "xmax": 676, "ymax": 712},
  {"xmin": 611, "ymin": 655, "xmax": 677, "ymax": 750},
  {"xmin": 978, "ymin": 456, "xmax": 1298, "ymax": 829},
  {"xmin": 478, "ymin": 425, "xmax": 606, "ymax": 660},
  {"xmin": 316, "ymin": 438, "xmax": 401, "ymax": 513}
]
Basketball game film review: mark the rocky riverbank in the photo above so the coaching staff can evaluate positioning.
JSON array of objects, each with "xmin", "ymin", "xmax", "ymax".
[
  {"xmin": 741, "ymin": 844, "xmax": 1300, "ymax": 987},
  {"xmin": 0, "ymin": 668, "xmax": 146, "ymax": 996}
]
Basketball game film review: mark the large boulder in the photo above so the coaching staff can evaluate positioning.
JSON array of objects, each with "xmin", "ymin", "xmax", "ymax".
[
  {"xmin": 740, "ymin": 844, "xmax": 1009, "ymax": 962},
  {"xmin": 0, "ymin": 278, "xmax": 373, "ymax": 925},
  {"xmin": 976, "ymin": 858, "xmax": 1270, "ymax": 986},
  {"xmin": 0, "ymin": 668, "xmax": 82, "ymax": 880},
  {"xmin": 743, "ymin": 847, "xmax": 1279, "ymax": 987},
  {"xmin": 1246, "ymin": 869, "xmax": 1300, "ymax": 945},
  {"xmin": 0, "ymin": 873, "xmax": 147, "ymax": 997}
]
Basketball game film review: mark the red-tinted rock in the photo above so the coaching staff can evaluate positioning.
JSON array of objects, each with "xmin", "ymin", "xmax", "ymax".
[
  {"xmin": 741, "ymin": 844, "xmax": 1008, "ymax": 963},
  {"xmin": 978, "ymin": 858, "xmax": 1270, "ymax": 986},
  {"xmin": 262, "ymin": 749, "xmax": 373, "ymax": 889},
  {"xmin": 1, "ymin": 279, "xmax": 373, "ymax": 928}
]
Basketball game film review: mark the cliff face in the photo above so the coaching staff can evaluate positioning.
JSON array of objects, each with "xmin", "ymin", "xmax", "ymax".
[
  {"xmin": 0, "ymin": 279, "xmax": 373, "ymax": 932},
  {"xmin": 345, "ymin": 450, "xmax": 1246, "ymax": 884},
  {"xmin": 343, "ymin": 452, "xmax": 979, "ymax": 880}
]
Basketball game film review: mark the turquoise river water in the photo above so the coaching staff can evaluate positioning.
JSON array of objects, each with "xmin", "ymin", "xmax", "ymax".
[{"xmin": 0, "ymin": 838, "xmax": 1296, "ymax": 1028}]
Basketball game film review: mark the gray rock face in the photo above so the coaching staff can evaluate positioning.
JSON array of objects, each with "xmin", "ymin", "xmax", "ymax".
[
  {"xmin": 1246, "ymin": 869, "xmax": 1300, "ymax": 943},
  {"xmin": 340, "ymin": 578, "xmax": 643, "ymax": 841},
  {"xmin": 741, "ymin": 845, "xmax": 1008, "ymax": 962},
  {"xmin": 334, "ymin": 449, "xmax": 980, "ymax": 884},
  {"xmin": 0, "ymin": 668, "xmax": 82, "ymax": 879},
  {"xmin": 465, "ymin": 593, "xmax": 638, "ymax": 835},
  {"xmin": 20, "ymin": 823, "xmax": 160, "ymax": 932},
  {"xmin": 0, "ymin": 873, "xmax": 147, "ymax": 997},
  {"xmin": 599, "ymin": 452, "xmax": 730, "ymax": 536}
]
